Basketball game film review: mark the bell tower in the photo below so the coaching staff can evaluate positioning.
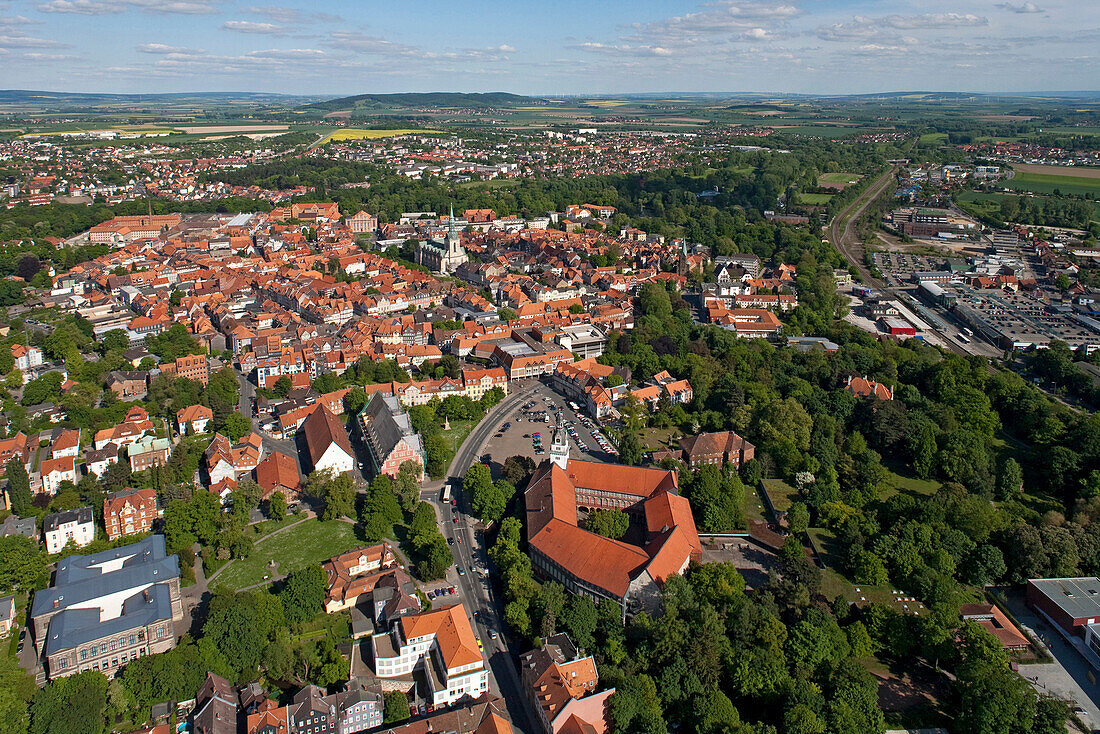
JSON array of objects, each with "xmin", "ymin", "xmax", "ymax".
[{"xmin": 550, "ymin": 425, "xmax": 570, "ymax": 470}]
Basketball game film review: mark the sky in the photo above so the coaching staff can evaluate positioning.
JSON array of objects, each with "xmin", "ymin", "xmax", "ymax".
[{"xmin": 0, "ymin": 0, "xmax": 1097, "ymax": 96}]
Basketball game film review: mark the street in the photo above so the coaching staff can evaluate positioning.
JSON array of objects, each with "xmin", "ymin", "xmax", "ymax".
[{"xmin": 419, "ymin": 380, "xmax": 542, "ymax": 734}]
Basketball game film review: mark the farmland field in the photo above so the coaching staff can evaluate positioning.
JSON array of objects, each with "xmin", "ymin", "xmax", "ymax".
[
  {"xmin": 1012, "ymin": 163, "xmax": 1100, "ymax": 179},
  {"xmin": 324, "ymin": 128, "xmax": 446, "ymax": 142},
  {"xmin": 1005, "ymin": 170, "xmax": 1100, "ymax": 196}
]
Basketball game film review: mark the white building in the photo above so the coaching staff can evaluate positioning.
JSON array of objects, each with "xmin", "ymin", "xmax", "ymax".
[
  {"xmin": 43, "ymin": 507, "xmax": 95, "ymax": 554},
  {"xmin": 371, "ymin": 604, "xmax": 488, "ymax": 707}
]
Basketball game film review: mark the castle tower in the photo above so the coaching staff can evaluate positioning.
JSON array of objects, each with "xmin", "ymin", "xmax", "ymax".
[{"xmin": 550, "ymin": 425, "xmax": 570, "ymax": 470}]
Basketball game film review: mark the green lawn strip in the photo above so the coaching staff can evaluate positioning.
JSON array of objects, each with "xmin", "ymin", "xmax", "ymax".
[
  {"xmin": 798, "ymin": 193, "xmax": 834, "ymax": 205},
  {"xmin": 1005, "ymin": 171, "xmax": 1100, "ymax": 196},
  {"xmin": 819, "ymin": 172, "xmax": 863, "ymax": 186},
  {"xmin": 214, "ymin": 519, "xmax": 361, "ymax": 591},
  {"xmin": 760, "ymin": 478, "xmax": 798, "ymax": 513},
  {"xmin": 743, "ymin": 483, "xmax": 767, "ymax": 524}
]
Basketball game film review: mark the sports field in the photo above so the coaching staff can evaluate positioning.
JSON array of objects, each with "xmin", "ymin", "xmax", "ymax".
[
  {"xmin": 818, "ymin": 172, "xmax": 861, "ymax": 188},
  {"xmin": 324, "ymin": 128, "xmax": 445, "ymax": 142},
  {"xmin": 799, "ymin": 193, "xmax": 834, "ymax": 205}
]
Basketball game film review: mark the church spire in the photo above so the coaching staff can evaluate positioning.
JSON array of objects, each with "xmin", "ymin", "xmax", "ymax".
[{"xmin": 448, "ymin": 203, "xmax": 456, "ymax": 236}]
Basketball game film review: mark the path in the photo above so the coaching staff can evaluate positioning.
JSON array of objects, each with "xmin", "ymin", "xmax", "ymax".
[{"xmin": 204, "ymin": 511, "xmax": 315, "ymax": 585}]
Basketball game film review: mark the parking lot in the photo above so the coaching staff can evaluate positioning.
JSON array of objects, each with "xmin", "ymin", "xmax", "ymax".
[{"xmin": 478, "ymin": 385, "xmax": 616, "ymax": 467}]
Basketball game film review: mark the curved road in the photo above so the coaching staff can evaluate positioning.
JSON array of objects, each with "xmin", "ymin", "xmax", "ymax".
[{"xmin": 421, "ymin": 380, "xmax": 541, "ymax": 734}]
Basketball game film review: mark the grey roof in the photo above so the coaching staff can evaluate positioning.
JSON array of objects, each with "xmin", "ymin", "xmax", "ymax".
[
  {"xmin": 0, "ymin": 514, "xmax": 37, "ymax": 540},
  {"xmin": 43, "ymin": 582, "xmax": 174, "ymax": 655},
  {"xmin": 0, "ymin": 595, "xmax": 14, "ymax": 622},
  {"xmin": 42, "ymin": 506, "xmax": 93, "ymax": 532},
  {"xmin": 1029, "ymin": 577, "xmax": 1100, "ymax": 620},
  {"xmin": 361, "ymin": 392, "xmax": 426, "ymax": 467},
  {"xmin": 32, "ymin": 535, "xmax": 179, "ymax": 618}
]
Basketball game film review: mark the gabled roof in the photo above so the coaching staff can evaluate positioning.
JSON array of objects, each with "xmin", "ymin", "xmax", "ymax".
[
  {"xmin": 302, "ymin": 404, "xmax": 354, "ymax": 467},
  {"xmin": 400, "ymin": 604, "xmax": 482, "ymax": 670}
]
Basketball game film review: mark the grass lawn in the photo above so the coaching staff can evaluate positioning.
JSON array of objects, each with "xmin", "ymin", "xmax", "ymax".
[
  {"xmin": 214, "ymin": 519, "xmax": 362, "ymax": 591},
  {"xmin": 819, "ymin": 172, "xmax": 862, "ymax": 187},
  {"xmin": 640, "ymin": 426, "xmax": 679, "ymax": 451},
  {"xmin": 457, "ymin": 179, "xmax": 520, "ymax": 189},
  {"xmin": 760, "ymin": 478, "xmax": 799, "ymax": 513},
  {"xmin": 879, "ymin": 469, "xmax": 940, "ymax": 501},
  {"xmin": 440, "ymin": 418, "xmax": 477, "ymax": 466},
  {"xmin": 743, "ymin": 482, "xmax": 767, "ymax": 523},
  {"xmin": 799, "ymin": 192, "xmax": 834, "ymax": 205}
]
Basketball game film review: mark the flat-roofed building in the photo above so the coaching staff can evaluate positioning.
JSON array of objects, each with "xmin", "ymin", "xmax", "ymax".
[{"xmin": 1026, "ymin": 577, "xmax": 1100, "ymax": 636}]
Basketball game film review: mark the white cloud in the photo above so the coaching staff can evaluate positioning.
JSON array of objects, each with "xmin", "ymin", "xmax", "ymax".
[
  {"xmin": 996, "ymin": 2, "xmax": 1043, "ymax": 13},
  {"xmin": 328, "ymin": 31, "xmax": 414, "ymax": 55},
  {"xmin": 36, "ymin": 0, "xmax": 219, "ymax": 14},
  {"xmin": 221, "ymin": 20, "xmax": 286, "ymax": 34},
  {"xmin": 0, "ymin": 31, "xmax": 64, "ymax": 47},
  {"xmin": 244, "ymin": 6, "xmax": 341, "ymax": 24},
  {"xmin": 136, "ymin": 42, "xmax": 193, "ymax": 54}
]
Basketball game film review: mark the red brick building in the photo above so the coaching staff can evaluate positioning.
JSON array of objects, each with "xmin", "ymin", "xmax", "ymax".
[{"xmin": 103, "ymin": 487, "xmax": 158, "ymax": 540}]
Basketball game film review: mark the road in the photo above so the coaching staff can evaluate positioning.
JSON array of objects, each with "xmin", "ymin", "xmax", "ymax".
[{"xmin": 420, "ymin": 380, "xmax": 541, "ymax": 734}]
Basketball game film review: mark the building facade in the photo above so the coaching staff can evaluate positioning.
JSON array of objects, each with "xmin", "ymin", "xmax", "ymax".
[
  {"xmin": 103, "ymin": 487, "xmax": 158, "ymax": 540},
  {"xmin": 31, "ymin": 535, "xmax": 182, "ymax": 680},
  {"xmin": 43, "ymin": 506, "xmax": 95, "ymax": 554}
]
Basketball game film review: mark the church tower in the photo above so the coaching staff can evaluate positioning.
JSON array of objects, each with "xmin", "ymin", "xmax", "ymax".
[
  {"xmin": 550, "ymin": 425, "xmax": 570, "ymax": 470},
  {"xmin": 446, "ymin": 203, "xmax": 463, "ymax": 257}
]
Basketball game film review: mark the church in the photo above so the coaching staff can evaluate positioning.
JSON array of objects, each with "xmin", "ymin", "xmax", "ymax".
[{"xmin": 416, "ymin": 206, "xmax": 468, "ymax": 275}]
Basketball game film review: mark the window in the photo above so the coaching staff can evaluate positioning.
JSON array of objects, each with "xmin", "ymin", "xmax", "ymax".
[
  {"xmin": 156, "ymin": 627, "xmax": 164, "ymax": 639},
  {"xmin": 100, "ymin": 643, "xmax": 108, "ymax": 654},
  {"xmin": 80, "ymin": 649, "xmax": 87, "ymax": 661},
  {"xmin": 110, "ymin": 639, "xmax": 117, "ymax": 651},
  {"xmin": 128, "ymin": 634, "xmax": 135, "ymax": 646},
  {"xmin": 56, "ymin": 658, "xmax": 66, "ymax": 670}
]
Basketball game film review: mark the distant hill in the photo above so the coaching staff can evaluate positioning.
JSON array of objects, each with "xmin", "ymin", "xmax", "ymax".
[
  {"xmin": 302, "ymin": 92, "xmax": 538, "ymax": 112},
  {"xmin": 0, "ymin": 89, "xmax": 321, "ymax": 109}
]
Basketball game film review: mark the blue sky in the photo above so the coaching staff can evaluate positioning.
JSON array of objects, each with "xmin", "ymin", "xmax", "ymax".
[{"xmin": 0, "ymin": 0, "xmax": 1096, "ymax": 95}]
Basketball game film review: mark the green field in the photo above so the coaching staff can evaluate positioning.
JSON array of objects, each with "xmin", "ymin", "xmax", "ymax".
[
  {"xmin": 1006, "ymin": 171, "xmax": 1100, "ymax": 196},
  {"xmin": 799, "ymin": 192, "xmax": 834, "ymax": 205},
  {"xmin": 213, "ymin": 518, "xmax": 362, "ymax": 591},
  {"xmin": 818, "ymin": 172, "xmax": 862, "ymax": 188},
  {"xmin": 919, "ymin": 132, "xmax": 948, "ymax": 145}
]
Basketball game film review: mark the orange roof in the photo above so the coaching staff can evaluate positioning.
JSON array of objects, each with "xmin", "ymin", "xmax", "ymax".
[
  {"xmin": 254, "ymin": 451, "xmax": 301, "ymax": 494},
  {"xmin": 565, "ymin": 459, "xmax": 677, "ymax": 499},
  {"xmin": 531, "ymin": 520, "xmax": 648, "ymax": 597},
  {"xmin": 400, "ymin": 604, "xmax": 482, "ymax": 670}
]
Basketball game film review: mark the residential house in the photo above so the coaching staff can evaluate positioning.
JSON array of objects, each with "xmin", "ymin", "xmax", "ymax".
[
  {"xmin": 85, "ymin": 445, "xmax": 119, "ymax": 478},
  {"xmin": 0, "ymin": 594, "xmax": 15, "ymax": 636},
  {"xmin": 103, "ymin": 487, "xmax": 158, "ymax": 540},
  {"xmin": 357, "ymin": 392, "xmax": 425, "ymax": 481},
  {"xmin": 371, "ymin": 603, "xmax": 489, "ymax": 707},
  {"xmin": 678, "ymin": 431, "xmax": 755, "ymax": 469},
  {"xmin": 176, "ymin": 404, "xmax": 213, "ymax": 435},
  {"xmin": 254, "ymin": 451, "xmax": 302, "ymax": 503},
  {"xmin": 160, "ymin": 353, "xmax": 209, "ymax": 385},
  {"xmin": 192, "ymin": 672, "xmax": 239, "ymax": 734},
  {"xmin": 40, "ymin": 455, "xmax": 77, "ymax": 494},
  {"xmin": 205, "ymin": 432, "xmax": 263, "ymax": 486},
  {"xmin": 322, "ymin": 542, "xmax": 400, "ymax": 613},
  {"xmin": 520, "ymin": 634, "xmax": 613, "ymax": 734},
  {"xmin": 49, "ymin": 428, "xmax": 81, "ymax": 458},
  {"xmin": 107, "ymin": 371, "xmax": 149, "ymax": 401},
  {"xmin": 127, "ymin": 436, "xmax": 172, "ymax": 473},
  {"xmin": 845, "ymin": 375, "xmax": 893, "ymax": 400},
  {"xmin": 43, "ymin": 506, "xmax": 95, "ymax": 554},
  {"xmin": 12, "ymin": 343, "xmax": 43, "ymax": 372},
  {"xmin": 0, "ymin": 514, "xmax": 37, "ymax": 541}
]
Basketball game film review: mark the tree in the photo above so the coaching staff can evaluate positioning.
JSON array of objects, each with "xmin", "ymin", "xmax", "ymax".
[
  {"xmin": 788, "ymin": 501, "xmax": 810, "ymax": 535},
  {"xmin": 280, "ymin": 565, "xmax": 328, "ymax": 625},
  {"xmin": 394, "ymin": 461, "xmax": 421, "ymax": 512},
  {"xmin": 997, "ymin": 457, "xmax": 1023, "ymax": 500},
  {"xmin": 162, "ymin": 499, "xmax": 196, "ymax": 554},
  {"xmin": 30, "ymin": 671, "xmax": 108, "ymax": 734},
  {"xmin": 268, "ymin": 491, "xmax": 287, "ymax": 521},
  {"xmin": 383, "ymin": 691, "xmax": 410, "ymax": 724},
  {"xmin": 323, "ymin": 472, "xmax": 355, "ymax": 521},
  {"xmin": 954, "ymin": 623, "xmax": 1038, "ymax": 734},
  {"xmin": 585, "ymin": 509, "xmax": 629, "ymax": 539},
  {"xmin": 231, "ymin": 478, "xmax": 263, "ymax": 518},
  {"xmin": 561, "ymin": 595, "xmax": 599, "ymax": 652},
  {"xmin": 272, "ymin": 376, "xmax": 293, "ymax": 398},
  {"xmin": 501, "ymin": 455, "xmax": 535, "ymax": 487},
  {"xmin": 0, "ymin": 535, "xmax": 48, "ymax": 593},
  {"xmin": 222, "ymin": 412, "xmax": 251, "ymax": 442},
  {"xmin": 6, "ymin": 458, "xmax": 32, "ymax": 516}
]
